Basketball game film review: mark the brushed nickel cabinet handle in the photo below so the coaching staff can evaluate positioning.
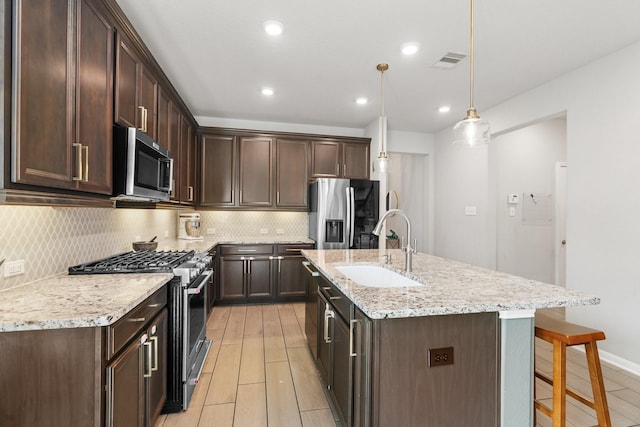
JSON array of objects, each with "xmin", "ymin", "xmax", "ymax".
[
  {"xmin": 350, "ymin": 319, "xmax": 359, "ymax": 357},
  {"xmin": 83, "ymin": 145, "xmax": 89, "ymax": 182},
  {"xmin": 336, "ymin": 163, "xmax": 339, "ymax": 176},
  {"xmin": 72, "ymin": 143, "xmax": 83, "ymax": 181},
  {"xmin": 150, "ymin": 336, "xmax": 159, "ymax": 371},
  {"xmin": 143, "ymin": 341, "xmax": 152, "ymax": 378},
  {"xmin": 127, "ymin": 317, "xmax": 146, "ymax": 322},
  {"xmin": 188, "ymin": 186, "xmax": 194, "ymax": 201},
  {"xmin": 138, "ymin": 106, "xmax": 145, "ymax": 132}
]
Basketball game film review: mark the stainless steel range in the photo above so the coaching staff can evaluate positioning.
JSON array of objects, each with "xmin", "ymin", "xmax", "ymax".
[{"xmin": 69, "ymin": 250, "xmax": 213, "ymax": 412}]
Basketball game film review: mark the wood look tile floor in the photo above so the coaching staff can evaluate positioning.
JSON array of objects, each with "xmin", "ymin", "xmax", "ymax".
[
  {"xmin": 155, "ymin": 303, "xmax": 640, "ymax": 427},
  {"xmin": 155, "ymin": 303, "xmax": 337, "ymax": 427}
]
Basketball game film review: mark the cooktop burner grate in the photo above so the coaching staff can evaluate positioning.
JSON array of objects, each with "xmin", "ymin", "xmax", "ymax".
[{"xmin": 68, "ymin": 250, "xmax": 195, "ymax": 274}]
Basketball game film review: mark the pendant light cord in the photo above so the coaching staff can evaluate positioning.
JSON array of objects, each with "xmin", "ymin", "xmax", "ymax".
[{"xmin": 469, "ymin": 0, "xmax": 475, "ymax": 111}]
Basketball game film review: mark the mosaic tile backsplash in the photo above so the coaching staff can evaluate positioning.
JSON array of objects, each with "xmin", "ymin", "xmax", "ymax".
[{"xmin": 0, "ymin": 206, "xmax": 308, "ymax": 291}]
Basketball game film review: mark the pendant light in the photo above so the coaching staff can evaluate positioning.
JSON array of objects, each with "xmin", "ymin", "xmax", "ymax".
[
  {"xmin": 452, "ymin": 0, "xmax": 490, "ymax": 147},
  {"xmin": 375, "ymin": 63, "xmax": 390, "ymax": 173}
]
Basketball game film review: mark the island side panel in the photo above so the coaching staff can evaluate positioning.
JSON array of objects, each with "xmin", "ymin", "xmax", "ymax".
[
  {"xmin": 499, "ymin": 311, "xmax": 535, "ymax": 426},
  {"xmin": 0, "ymin": 327, "xmax": 103, "ymax": 427},
  {"xmin": 371, "ymin": 312, "xmax": 499, "ymax": 427}
]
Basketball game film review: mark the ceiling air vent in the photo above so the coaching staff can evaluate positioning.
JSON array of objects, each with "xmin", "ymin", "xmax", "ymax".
[{"xmin": 432, "ymin": 52, "xmax": 467, "ymax": 69}]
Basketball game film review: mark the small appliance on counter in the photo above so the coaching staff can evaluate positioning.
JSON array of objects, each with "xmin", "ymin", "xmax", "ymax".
[{"xmin": 178, "ymin": 212, "xmax": 203, "ymax": 240}]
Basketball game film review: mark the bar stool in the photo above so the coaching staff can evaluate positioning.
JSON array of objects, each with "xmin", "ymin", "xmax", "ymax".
[{"xmin": 534, "ymin": 314, "xmax": 611, "ymax": 427}]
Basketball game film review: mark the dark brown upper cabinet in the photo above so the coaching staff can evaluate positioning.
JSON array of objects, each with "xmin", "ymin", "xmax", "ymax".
[
  {"xmin": 179, "ymin": 116, "xmax": 196, "ymax": 205},
  {"xmin": 11, "ymin": 0, "xmax": 114, "ymax": 195},
  {"xmin": 200, "ymin": 134, "xmax": 236, "ymax": 207},
  {"xmin": 238, "ymin": 136, "xmax": 274, "ymax": 207},
  {"xmin": 276, "ymin": 139, "xmax": 309, "ymax": 209},
  {"xmin": 115, "ymin": 34, "xmax": 157, "ymax": 140},
  {"xmin": 310, "ymin": 140, "xmax": 370, "ymax": 179}
]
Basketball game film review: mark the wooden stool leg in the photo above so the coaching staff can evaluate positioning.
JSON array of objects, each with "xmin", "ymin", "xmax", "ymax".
[
  {"xmin": 584, "ymin": 341, "xmax": 612, "ymax": 427},
  {"xmin": 552, "ymin": 340, "xmax": 567, "ymax": 427}
]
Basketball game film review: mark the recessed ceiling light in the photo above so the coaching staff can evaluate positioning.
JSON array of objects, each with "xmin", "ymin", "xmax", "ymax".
[
  {"xmin": 401, "ymin": 42, "xmax": 420, "ymax": 55},
  {"xmin": 263, "ymin": 20, "xmax": 284, "ymax": 36},
  {"xmin": 355, "ymin": 97, "xmax": 368, "ymax": 105},
  {"xmin": 438, "ymin": 105, "xmax": 451, "ymax": 113},
  {"xmin": 261, "ymin": 87, "xmax": 275, "ymax": 96}
]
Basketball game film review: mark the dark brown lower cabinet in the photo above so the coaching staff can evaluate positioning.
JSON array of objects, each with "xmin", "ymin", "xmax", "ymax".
[
  {"xmin": 0, "ymin": 287, "xmax": 168, "ymax": 427},
  {"xmin": 217, "ymin": 245, "xmax": 274, "ymax": 302},
  {"xmin": 308, "ymin": 273, "xmax": 499, "ymax": 427},
  {"xmin": 107, "ymin": 308, "xmax": 167, "ymax": 427},
  {"xmin": 217, "ymin": 244, "xmax": 313, "ymax": 303}
]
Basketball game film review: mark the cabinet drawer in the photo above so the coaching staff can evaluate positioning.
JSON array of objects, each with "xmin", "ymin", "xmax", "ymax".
[
  {"xmin": 219, "ymin": 245, "xmax": 274, "ymax": 256},
  {"xmin": 107, "ymin": 286, "xmax": 167, "ymax": 359},
  {"xmin": 318, "ymin": 276, "xmax": 351, "ymax": 322},
  {"xmin": 276, "ymin": 243, "xmax": 314, "ymax": 255}
]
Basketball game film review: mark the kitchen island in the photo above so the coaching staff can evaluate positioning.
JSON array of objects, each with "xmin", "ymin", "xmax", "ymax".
[{"xmin": 302, "ymin": 248, "xmax": 599, "ymax": 427}]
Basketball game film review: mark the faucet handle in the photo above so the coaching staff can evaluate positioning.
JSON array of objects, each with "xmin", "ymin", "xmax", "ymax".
[{"xmin": 412, "ymin": 238, "xmax": 418, "ymax": 253}]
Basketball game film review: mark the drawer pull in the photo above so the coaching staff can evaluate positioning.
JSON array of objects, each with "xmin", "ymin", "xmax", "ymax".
[
  {"xmin": 238, "ymin": 249, "xmax": 257, "ymax": 252},
  {"xmin": 302, "ymin": 261, "xmax": 319, "ymax": 277},
  {"xmin": 329, "ymin": 296, "xmax": 342, "ymax": 300},
  {"xmin": 127, "ymin": 317, "xmax": 146, "ymax": 323},
  {"xmin": 148, "ymin": 303, "xmax": 161, "ymax": 308}
]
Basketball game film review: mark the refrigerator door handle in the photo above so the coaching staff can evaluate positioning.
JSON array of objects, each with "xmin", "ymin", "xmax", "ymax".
[{"xmin": 348, "ymin": 187, "xmax": 355, "ymax": 247}]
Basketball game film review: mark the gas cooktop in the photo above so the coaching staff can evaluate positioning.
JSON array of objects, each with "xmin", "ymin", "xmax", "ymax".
[{"xmin": 68, "ymin": 250, "xmax": 195, "ymax": 274}]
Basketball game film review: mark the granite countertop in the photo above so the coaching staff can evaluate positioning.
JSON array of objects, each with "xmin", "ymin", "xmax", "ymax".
[
  {"xmin": 0, "ymin": 236, "xmax": 313, "ymax": 333},
  {"xmin": 302, "ymin": 248, "xmax": 600, "ymax": 320},
  {"xmin": 0, "ymin": 273, "xmax": 173, "ymax": 332}
]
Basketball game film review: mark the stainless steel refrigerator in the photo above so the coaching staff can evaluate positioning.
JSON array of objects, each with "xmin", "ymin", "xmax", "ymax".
[{"xmin": 309, "ymin": 178, "xmax": 379, "ymax": 249}]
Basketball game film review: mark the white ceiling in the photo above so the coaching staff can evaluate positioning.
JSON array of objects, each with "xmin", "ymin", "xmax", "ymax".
[{"xmin": 115, "ymin": 0, "xmax": 640, "ymax": 134}]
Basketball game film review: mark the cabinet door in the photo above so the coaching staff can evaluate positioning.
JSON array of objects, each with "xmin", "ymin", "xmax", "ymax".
[
  {"xmin": 75, "ymin": 0, "xmax": 113, "ymax": 194},
  {"xmin": 156, "ymin": 88, "xmax": 170, "ymax": 150},
  {"xmin": 277, "ymin": 256, "xmax": 307, "ymax": 298},
  {"xmin": 343, "ymin": 142, "xmax": 370, "ymax": 179},
  {"xmin": 352, "ymin": 308, "xmax": 371, "ymax": 427},
  {"xmin": 247, "ymin": 258, "xmax": 272, "ymax": 298},
  {"xmin": 115, "ymin": 35, "xmax": 138, "ymax": 128},
  {"xmin": 12, "ymin": 0, "xmax": 75, "ymax": 189},
  {"xmin": 276, "ymin": 139, "xmax": 309, "ymax": 208},
  {"xmin": 317, "ymin": 293, "xmax": 331, "ymax": 384},
  {"xmin": 179, "ymin": 117, "xmax": 195, "ymax": 204},
  {"xmin": 332, "ymin": 314, "xmax": 351, "ymax": 426},
  {"xmin": 239, "ymin": 137, "xmax": 273, "ymax": 206},
  {"xmin": 106, "ymin": 336, "xmax": 144, "ymax": 427},
  {"xmin": 200, "ymin": 135, "xmax": 236, "ymax": 206},
  {"xmin": 218, "ymin": 257, "xmax": 245, "ymax": 300},
  {"xmin": 311, "ymin": 141, "xmax": 341, "ymax": 178},
  {"xmin": 138, "ymin": 65, "xmax": 157, "ymax": 139},
  {"xmin": 168, "ymin": 102, "xmax": 181, "ymax": 201},
  {"xmin": 147, "ymin": 309, "xmax": 168, "ymax": 426}
]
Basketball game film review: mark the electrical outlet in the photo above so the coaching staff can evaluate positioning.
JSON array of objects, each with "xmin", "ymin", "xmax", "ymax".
[
  {"xmin": 164, "ymin": 230, "xmax": 169, "ymax": 237},
  {"xmin": 259, "ymin": 228, "xmax": 268, "ymax": 234},
  {"xmin": 275, "ymin": 228, "xmax": 285, "ymax": 235},
  {"xmin": 428, "ymin": 346, "xmax": 454, "ymax": 367},
  {"xmin": 4, "ymin": 260, "xmax": 25, "ymax": 277},
  {"xmin": 207, "ymin": 228, "xmax": 216, "ymax": 235}
]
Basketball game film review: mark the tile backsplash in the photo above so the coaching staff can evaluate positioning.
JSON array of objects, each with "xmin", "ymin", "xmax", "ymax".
[{"xmin": 0, "ymin": 206, "xmax": 308, "ymax": 291}]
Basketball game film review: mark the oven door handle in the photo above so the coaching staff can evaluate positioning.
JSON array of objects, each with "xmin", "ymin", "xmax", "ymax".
[{"xmin": 186, "ymin": 269, "xmax": 213, "ymax": 295}]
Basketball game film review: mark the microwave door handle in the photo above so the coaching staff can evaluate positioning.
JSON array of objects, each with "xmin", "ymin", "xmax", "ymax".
[{"xmin": 167, "ymin": 158, "xmax": 174, "ymax": 192}]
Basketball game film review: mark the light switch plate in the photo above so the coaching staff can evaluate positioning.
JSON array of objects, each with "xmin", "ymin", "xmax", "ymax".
[
  {"xmin": 464, "ymin": 206, "xmax": 477, "ymax": 216},
  {"xmin": 508, "ymin": 194, "xmax": 519, "ymax": 204}
]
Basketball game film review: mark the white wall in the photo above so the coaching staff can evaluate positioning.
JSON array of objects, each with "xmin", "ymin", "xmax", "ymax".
[
  {"xmin": 433, "ymin": 40, "xmax": 640, "ymax": 371},
  {"xmin": 366, "ymin": 122, "xmax": 435, "ymax": 253},
  {"xmin": 492, "ymin": 118, "xmax": 566, "ymax": 284}
]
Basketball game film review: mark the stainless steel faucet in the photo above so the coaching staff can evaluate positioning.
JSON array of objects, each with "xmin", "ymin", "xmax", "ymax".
[{"xmin": 372, "ymin": 209, "xmax": 416, "ymax": 272}]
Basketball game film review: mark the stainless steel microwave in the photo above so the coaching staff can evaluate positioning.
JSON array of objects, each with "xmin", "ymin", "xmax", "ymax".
[{"xmin": 113, "ymin": 127, "xmax": 173, "ymax": 201}]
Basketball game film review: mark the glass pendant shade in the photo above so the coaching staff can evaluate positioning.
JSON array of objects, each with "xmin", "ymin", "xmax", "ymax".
[
  {"xmin": 375, "ymin": 152, "xmax": 389, "ymax": 173},
  {"xmin": 452, "ymin": 109, "xmax": 491, "ymax": 147}
]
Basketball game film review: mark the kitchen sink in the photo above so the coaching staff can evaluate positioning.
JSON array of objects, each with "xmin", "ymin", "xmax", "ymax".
[{"xmin": 334, "ymin": 264, "xmax": 425, "ymax": 288}]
